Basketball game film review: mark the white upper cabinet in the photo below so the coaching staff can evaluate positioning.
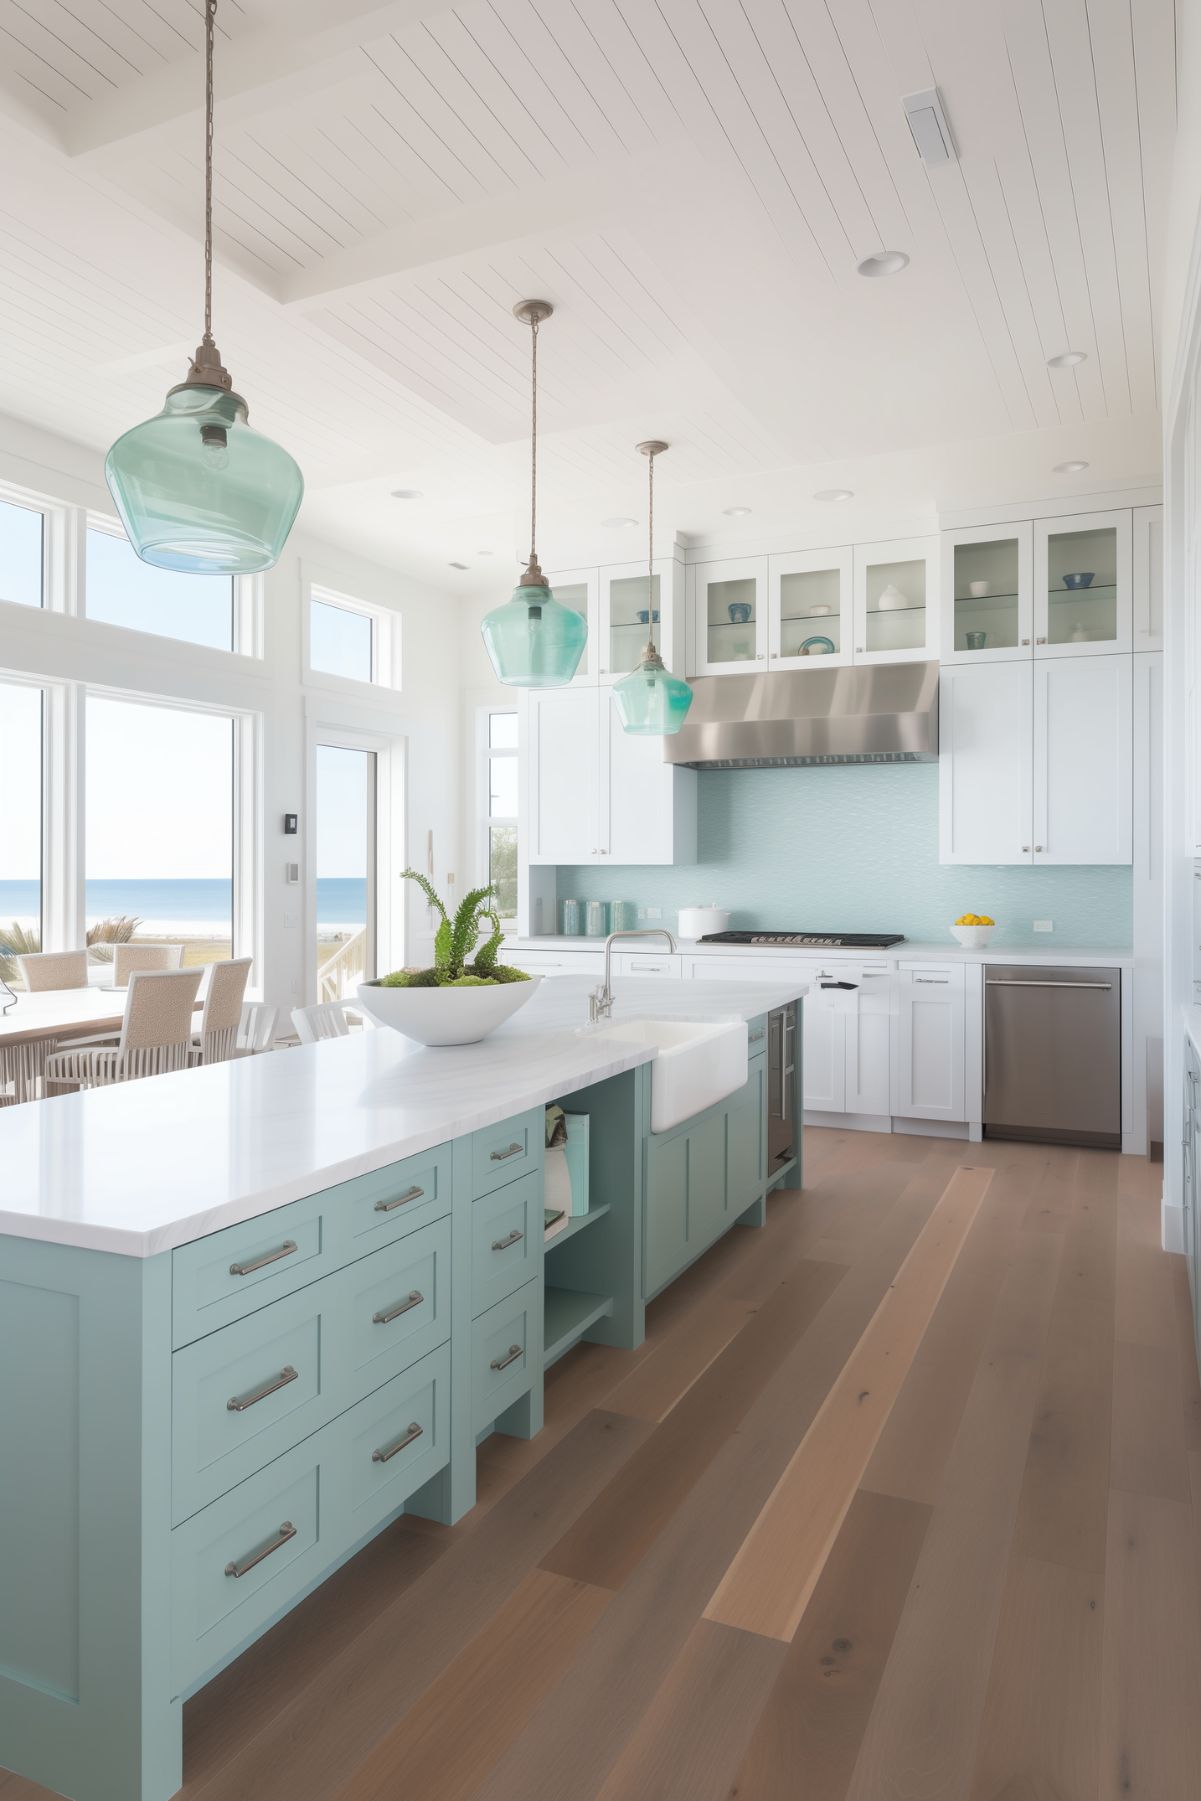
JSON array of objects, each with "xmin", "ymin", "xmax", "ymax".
[
  {"xmin": 1033, "ymin": 509, "xmax": 1132, "ymax": 656},
  {"xmin": 939, "ymin": 661, "xmax": 1033, "ymax": 864},
  {"xmin": 1133, "ymin": 504, "xmax": 1164, "ymax": 651},
  {"xmin": 768, "ymin": 548, "xmax": 853, "ymax": 669},
  {"xmin": 524, "ymin": 687, "xmax": 696, "ymax": 867},
  {"xmin": 1033, "ymin": 655, "xmax": 1132, "ymax": 864},
  {"xmin": 690, "ymin": 556, "xmax": 769, "ymax": 675},
  {"xmin": 599, "ymin": 557, "xmax": 684, "ymax": 684},
  {"xmin": 852, "ymin": 536, "xmax": 939, "ymax": 664},
  {"xmin": 543, "ymin": 566, "xmax": 599, "ymax": 688},
  {"xmin": 940, "ymin": 523, "xmax": 1033, "ymax": 664}
]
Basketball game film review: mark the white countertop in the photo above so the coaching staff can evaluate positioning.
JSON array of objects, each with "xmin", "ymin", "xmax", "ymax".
[
  {"xmin": 509, "ymin": 936, "xmax": 1133, "ymax": 969},
  {"xmin": 0, "ymin": 975, "xmax": 804, "ymax": 1259}
]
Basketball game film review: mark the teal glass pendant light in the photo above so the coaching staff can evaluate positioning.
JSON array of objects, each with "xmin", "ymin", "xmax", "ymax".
[
  {"xmin": 481, "ymin": 301, "xmax": 586, "ymax": 686},
  {"xmin": 613, "ymin": 441, "xmax": 693, "ymax": 735},
  {"xmin": 105, "ymin": 0, "xmax": 302, "ymax": 574}
]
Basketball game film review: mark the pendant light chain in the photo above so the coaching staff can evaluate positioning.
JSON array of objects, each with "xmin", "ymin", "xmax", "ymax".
[
  {"xmin": 646, "ymin": 444, "xmax": 656, "ymax": 655},
  {"xmin": 203, "ymin": 0, "xmax": 216, "ymax": 349},
  {"xmin": 529, "ymin": 309, "xmax": 539, "ymax": 567}
]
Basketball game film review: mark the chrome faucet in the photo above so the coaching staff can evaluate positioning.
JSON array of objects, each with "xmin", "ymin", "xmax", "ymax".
[{"xmin": 589, "ymin": 928, "xmax": 678, "ymax": 1023}]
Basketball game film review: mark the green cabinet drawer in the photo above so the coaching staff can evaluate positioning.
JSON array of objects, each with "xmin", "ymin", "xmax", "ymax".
[
  {"xmin": 172, "ymin": 1281, "xmax": 335, "ymax": 1524},
  {"xmin": 470, "ymin": 1108, "xmax": 542, "ymax": 1198},
  {"xmin": 343, "ymin": 1216, "xmax": 450, "ymax": 1392},
  {"xmin": 470, "ymin": 1172, "xmax": 541, "ymax": 1317},
  {"xmin": 339, "ymin": 1145, "xmax": 452, "ymax": 1254},
  {"xmin": 472, "ymin": 1279, "xmax": 542, "ymax": 1432},
  {"xmin": 334, "ymin": 1343, "xmax": 450, "ymax": 1540},
  {"xmin": 172, "ymin": 1442, "xmax": 326, "ymax": 1690}
]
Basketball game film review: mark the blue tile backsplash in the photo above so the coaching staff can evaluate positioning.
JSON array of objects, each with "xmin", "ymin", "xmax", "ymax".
[{"xmin": 555, "ymin": 763, "xmax": 1132, "ymax": 948}]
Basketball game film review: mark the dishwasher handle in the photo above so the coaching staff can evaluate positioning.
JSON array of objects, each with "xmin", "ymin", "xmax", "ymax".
[{"xmin": 986, "ymin": 979, "xmax": 1113, "ymax": 990}]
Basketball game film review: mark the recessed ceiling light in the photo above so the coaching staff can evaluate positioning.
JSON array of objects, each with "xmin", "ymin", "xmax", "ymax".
[
  {"xmin": 602, "ymin": 515, "xmax": 637, "ymax": 528},
  {"xmin": 723, "ymin": 506, "xmax": 752, "ymax": 517},
  {"xmin": 1053, "ymin": 460, "xmax": 1090, "ymax": 474},
  {"xmin": 813, "ymin": 487, "xmax": 854, "ymax": 502},
  {"xmin": 391, "ymin": 487, "xmax": 423, "ymax": 499},
  {"xmin": 1046, "ymin": 350, "xmax": 1088, "ymax": 369},
  {"xmin": 448, "ymin": 560, "xmax": 469, "ymax": 570},
  {"xmin": 857, "ymin": 250, "xmax": 909, "ymax": 278}
]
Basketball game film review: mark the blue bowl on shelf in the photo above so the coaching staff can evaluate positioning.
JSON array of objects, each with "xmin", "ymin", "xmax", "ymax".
[
  {"xmin": 800, "ymin": 635, "xmax": 836, "ymax": 655},
  {"xmin": 635, "ymin": 609, "xmax": 660, "ymax": 624},
  {"xmin": 1061, "ymin": 571, "xmax": 1094, "ymax": 589},
  {"xmin": 727, "ymin": 601, "xmax": 752, "ymax": 624}
]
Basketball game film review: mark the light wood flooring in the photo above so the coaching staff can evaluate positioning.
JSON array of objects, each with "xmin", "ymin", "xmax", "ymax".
[{"xmin": 5, "ymin": 1127, "xmax": 1201, "ymax": 1801}]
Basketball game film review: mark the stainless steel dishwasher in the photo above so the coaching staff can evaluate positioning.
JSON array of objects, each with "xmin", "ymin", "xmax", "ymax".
[{"xmin": 983, "ymin": 965, "xmax": 1121, "ymax": 1149}]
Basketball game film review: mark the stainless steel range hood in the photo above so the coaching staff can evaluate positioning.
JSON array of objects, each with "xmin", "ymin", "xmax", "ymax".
[{"xmin": 664, "ymin": 662, "xmax": 939, "ymax": 769}]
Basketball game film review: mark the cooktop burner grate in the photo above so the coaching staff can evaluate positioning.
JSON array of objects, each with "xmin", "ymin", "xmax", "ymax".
[{"xmin": 699, "ymin": 930, "xmax": 906, "ymax": 948}]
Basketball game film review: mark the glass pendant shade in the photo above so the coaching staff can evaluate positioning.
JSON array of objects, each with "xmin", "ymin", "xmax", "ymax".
[
  {"xmin": 481, "ymin": 580, "xmax": 587, "ymax": 687},
  {"xmin": 613, "ymin": 649, "xmax": 693, "ymax": 735},
  {"xmin": 106, "ymin": 385, "xmax": 303, "ymax": 575}
]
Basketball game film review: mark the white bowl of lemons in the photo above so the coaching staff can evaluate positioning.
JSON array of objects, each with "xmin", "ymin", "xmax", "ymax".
[{"xmin": 950, "ymin": 914, "xmax": 995, "ymax": 948}]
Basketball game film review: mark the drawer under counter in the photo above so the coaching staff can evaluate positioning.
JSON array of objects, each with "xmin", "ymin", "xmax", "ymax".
[
  {"xmin": 472, "ymin": 1279, "xmax": 542, "ymax": 1433},
  {"xmin": 470, "ymin": 1172, "xmax": 541, "ymax": 1317}
]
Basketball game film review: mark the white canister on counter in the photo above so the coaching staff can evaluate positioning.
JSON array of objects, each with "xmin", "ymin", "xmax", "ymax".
[{"xmin": 677, "ymin": 904, "xmax": 731, "ymax": 940}]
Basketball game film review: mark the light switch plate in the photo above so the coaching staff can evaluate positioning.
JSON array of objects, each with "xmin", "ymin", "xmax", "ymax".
[{"xmin": 1033, "ymin": 919, "xmax": 1053, "ymax": 933}]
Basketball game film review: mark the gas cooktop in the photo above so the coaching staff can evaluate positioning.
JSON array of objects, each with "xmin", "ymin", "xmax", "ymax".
[{"xmin": 699, "ymin": 930, "xmax": 906, "ymax": 948}]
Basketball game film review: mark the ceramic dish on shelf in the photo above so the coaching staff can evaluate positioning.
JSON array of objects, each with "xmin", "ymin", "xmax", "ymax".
[
  {"xmin": 635, "ymin": 608, "xmax": 660, "ymax": 624},
  {"xmin": 875, "ymin": 583, "xmax": 909, "ymax": 611},
  {"xmin": 727, "ymin": 601, "xmax": 752, "ymax": 624},
  {"xmin": 800, "ymin": 635, "xmax": 836, "ymax": 655},
  {"xmin": 1061, "ymin": 571, "xmax": 1094, "ymax": 589},
  {"xmin": 805, "ymin": 602, "xmax": 834, "ymax": 616},
  {"xmin": 967, "ymin": 579, "xmax": 991, "ymax": 598}
]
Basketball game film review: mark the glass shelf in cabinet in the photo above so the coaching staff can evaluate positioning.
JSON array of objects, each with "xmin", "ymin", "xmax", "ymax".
[
  {"xmin": 1048, "ymin": 583, "xmax": 1116, "ymax": 600},
  {"xmin": 954, "ymin": 591, "xmax": 1019, "ymax": 603},
  {"xmin": 865, "ymin": 603, "xmax": 926, "ymax": 616}
]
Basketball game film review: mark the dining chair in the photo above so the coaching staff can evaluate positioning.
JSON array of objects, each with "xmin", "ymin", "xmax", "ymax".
[
  {"xmin": 189, "ymin": 958, "xmax": 252, "ymax": 1064},
  {"xmin": 44, "ymin": 968, "xmax": 204, "ymax": 1092},
  {"xmin": 17, "ymin": 950, "xmax": 88, "ymax": 992},
  {"xmin": 291, "ymin": 1001, "xmax": 372, "ymax": 1044},
  {"xmin": 113, "ymin": 943, "xmax": 185, "ymax": 983},
  {"xmin": 236, "ymin": 1002, "xmax": 279, "ymax": 1055}
]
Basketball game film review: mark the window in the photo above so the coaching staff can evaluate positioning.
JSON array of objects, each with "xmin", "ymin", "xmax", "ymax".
[
  {"xmin": 315, "ymin": 744, "xmax": 376, "ymax": 998},
  {"xmin": 481, "ymin": 708, "xmax": 518, "ymax": 921},
  {"xmin": 85, "ymin": 696, "xmax": 234, "ymax": 967},
  {"xmin": 86, "ymin": 524, "xmax": 234, "ymax": 650},
  {"xmin": 0, "ymin": 682, "xmax": 42, "ymax": 985},
  {"xmin": 0, "ymin": 497, "xmax": 44, "ymax": 608},
  {"xmin": 309, "ymin": 592, "xmax": 375, "ymax": 684}
]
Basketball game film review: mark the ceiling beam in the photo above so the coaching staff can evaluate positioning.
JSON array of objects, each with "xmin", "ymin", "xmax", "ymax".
[
  {"xmin": 279, "ymin": 146, "xmax": 695, "ymax": 307},
  {"xmin": 61, "ymin": 0, "xmax": 456, "ymax": 158}
]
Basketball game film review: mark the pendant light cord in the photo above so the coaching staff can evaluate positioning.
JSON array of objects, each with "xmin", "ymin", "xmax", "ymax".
[
  {"xmin": 646, "ymin": 445, "xmax": 657, "ymax": 655},
  {"xmin": 528, "ymin": 311, "xmax": 539, "ymax": 567},
  {"xmin": 203, "ymin": 0, "xmax": 216, "ymax": 349}
]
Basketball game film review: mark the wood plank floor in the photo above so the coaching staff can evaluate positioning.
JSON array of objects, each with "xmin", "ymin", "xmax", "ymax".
[{"xmin": 7, "ymin": 1129, "xmax": 1201, "ymax": 1801}]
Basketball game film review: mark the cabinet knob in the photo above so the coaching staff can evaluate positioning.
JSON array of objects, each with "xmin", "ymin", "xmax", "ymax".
[
  {"xmin": 1035, "ymin": 844, "xmax": 1044, "ymax": 852},
  {"xmin": 1021, "ymin": 638, "xmax": 1030, "ymax": 645},
  {"xmin": 856, "ymin": 646, "xmax": 864, "ymax": 653},
  {"xmin": 1021, "ymin": 845, "xmax": 1030, "ymax": 852},
  {"xmin": 1036, "ymin": 636, "xmax": 1046, "ymax": 644}
]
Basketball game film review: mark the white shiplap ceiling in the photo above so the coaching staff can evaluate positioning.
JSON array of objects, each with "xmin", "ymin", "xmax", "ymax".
[{"xmin": 0, "ymin": 0, "xmax": 1175, "ymax": 587}]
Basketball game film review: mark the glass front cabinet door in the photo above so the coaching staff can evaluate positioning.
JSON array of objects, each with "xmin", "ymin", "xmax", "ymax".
[
  {"xmin": 544, "ymin": 566, "xmax": 599, "ymax": 686},
  {"xmin": 940, "ymin": 523, "xmax": 1033, "ymax": 663},
  {"xmin": 1033, "ymin": 510, "xmax": 1132, "ymax": 656},
  {"xmin": 852, "ymin": 537, "xmax": 938, "ymax": 664},
  {"xmin": 690, "ymin": 556, "xmax": 768, "ymax": 675},
  {"xmin": 769, "ymin": 548, "xmax": 853, "ymax": 669},
  {"xmin": 599, "ymin": 558, "xmax": 684, "ymax": 682}
]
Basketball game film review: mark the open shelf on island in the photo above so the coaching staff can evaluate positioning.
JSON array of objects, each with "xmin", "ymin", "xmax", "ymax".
[
  {"xmin": 545, "ymin": 1201, "xmax": 611, "ymax": 1250},
  {"xmin": 544, "ymin": 1285, "xmax": 613, "ymax": 1369}
]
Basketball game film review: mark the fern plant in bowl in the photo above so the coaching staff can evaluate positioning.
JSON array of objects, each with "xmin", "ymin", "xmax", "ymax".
[{"xmin": 357, "ymin": 871, "xmax": 540, "ymax": 1046}]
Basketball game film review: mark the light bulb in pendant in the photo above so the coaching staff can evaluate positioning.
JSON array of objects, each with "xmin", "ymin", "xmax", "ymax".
[{"xmin": 200, "ymin": 423, "xmax": 230, "ymax": 472}]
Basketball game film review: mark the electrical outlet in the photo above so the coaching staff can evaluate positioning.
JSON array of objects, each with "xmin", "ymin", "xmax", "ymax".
[
  {"xmin": 1033, "ymin": 919, "xmax": 1053, "ymax": 933},
  {"xmin": 641, "ymin": 905, "xmax": 662, "ymax": 919},
  {"xmin": 283, "ymin": 910, "xmax": 298, "ymax": 929}
]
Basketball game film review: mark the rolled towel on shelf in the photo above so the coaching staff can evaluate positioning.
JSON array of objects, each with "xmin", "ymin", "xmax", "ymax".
[{"xmin": 544, "ymin": 1145, "xmax": 573, "ymax": 1234}]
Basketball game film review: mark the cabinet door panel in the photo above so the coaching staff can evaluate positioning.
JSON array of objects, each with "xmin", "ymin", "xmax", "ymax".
[
  {"xmin": 527, "ymin": 689, "xmax": 599, "ymax": 864},
  {"xmin": 1034, "ymin": 510, "xmax": 1132, "ymax": 655},
  {"xmin": 802, "ymin": 990, "xmax": 845, "ymax": 1111},
  {"xmin": 727, "ymin": 1058, "xmax": 766, "ymax": 1211},
  {"xmin": 1033, "ymin": 656, "xmax": 1132, "ymax": 864},
  {"xmin": 891, "ymin": 968, "xmax": 966, "ymax": 1121},
  {"xmin": 939, "ymin": 661, "xmax": 1033, "ymax": 864},
  {"xmin": 845, "ymin": 990, "xmax": 891, "ymax": 1114},
  {"xmin": 544, "ymin": 566, "xmax": 599, "ymax": 686},
  {"xmin": 605, "ymin": 703, "xmax": 675, "ymax": 862},
  {"xmin": 1133, "ymin": 505, "xmax": 1163, "ymax": 651},
  {"xmin": 691, "ymin": 557, "xmax": 769, "ymax": 674}
]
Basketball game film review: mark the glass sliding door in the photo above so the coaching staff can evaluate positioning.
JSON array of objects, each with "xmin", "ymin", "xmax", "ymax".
[
  {"xmin": 0, "ymin": 681, "xmax": 43, "ymax": 986},
  {"xmin": 315, "ymin": 743, "xmax": 377, "ymax": 1000},
  {"xmin": 85, "ymin": 697, "xmax": 234, "ymax": 967}
]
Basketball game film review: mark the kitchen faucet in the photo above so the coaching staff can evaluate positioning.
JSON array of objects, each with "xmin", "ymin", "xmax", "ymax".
[{"xmin": 589, "ymin": 928, "xmax": 678, "ymax": 1023}]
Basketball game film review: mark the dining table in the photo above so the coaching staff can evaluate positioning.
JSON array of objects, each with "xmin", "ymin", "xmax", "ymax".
[{"xmin": 0, "ymin": 986, "xmax": 199, "ymax": 1104}]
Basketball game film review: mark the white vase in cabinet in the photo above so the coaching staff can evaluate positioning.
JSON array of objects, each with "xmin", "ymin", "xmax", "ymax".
[
  {"xmin": 768, "ymin": 548, "xmax": 853, "ymax": 669},
  {"xmin": 523, "ymin": 687, "xmax": 696, "ymax": 867},
  {"xmin": 690, "ymin": 556, "xmax": 768, "ymax": 675},
  {"xmin": 852, "ymin": 536, "xmax": 938, "ymax": 664}
]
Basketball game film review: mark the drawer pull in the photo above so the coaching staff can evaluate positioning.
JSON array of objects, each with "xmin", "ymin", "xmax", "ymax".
[
  {"xmin": 224, "ymin": 1519, "xmax": 296, "ymax": 1579},
  {"xmin": 489, "ymin": 1141, "xmax": 524, "ymax": 1162},
  {"xmin": 372, "ymin": 1290, "xmax": 424, "ymax": 1326},
  {"xmin": 372, "ymin": 1421, "xmax": 423, "ymax": 1464},
  {"xmin": 748, "ymin": 1028, "xmax": 766, "ymax": 1043},
  {"xmin": 227, "ymin": 1365, "xmax": 299, "ymax": 1413},
  {"xmin": 229, "ymin": 1239, "xmax": 297, "ymax": 1277},
  {"xmin": 490, "ymin": 1342, "xmax": 523, "ymax": 1372},
  {"xmin": 374, "ymin": 1185, "xmax": 425, "ymax": 1214},
  {"xmin": 491, "ymin": 1228, "xmax": 525, "ymax": 1252}
]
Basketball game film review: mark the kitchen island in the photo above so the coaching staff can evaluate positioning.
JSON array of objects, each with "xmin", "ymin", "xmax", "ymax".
[{"xmin": 0, "ymin": 974, "xmax": 804, "ymax": 1801}]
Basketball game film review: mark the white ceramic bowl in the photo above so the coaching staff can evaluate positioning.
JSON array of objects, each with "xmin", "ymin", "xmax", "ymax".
[
  {"xmin": 677, "ymin": 905, "xmax": 731, "ymax": 940},
  {"xmin": 968, "ymin": 579, "xmax": 991, "ymax": 598},
  {"xmin": 357, "ymin": 974, "xmax": 541, "ymax": 1045},
  {"xmin": 949, "ymin": 924, "xmax": 995, "ymax": 948}
]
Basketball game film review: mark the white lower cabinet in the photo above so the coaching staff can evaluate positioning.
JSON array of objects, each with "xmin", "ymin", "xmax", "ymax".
[
  {"xmin": 525, "ymin": 688, "xmax": 697, "ymax": 866},
  {"xmin": 802, "ymin": 985, "xmax": 845, "ymax": 1111},
  {"xmin": 800, "ymin": 964, "xmax": 892, "ymax": 1117},
  {"xmin": 891, "ymin": 965, "xmax": 966, "ymax": 1121},
  {"xmin": 844, "ymin": 973, "xmax": 892, "ymax": 1115}
]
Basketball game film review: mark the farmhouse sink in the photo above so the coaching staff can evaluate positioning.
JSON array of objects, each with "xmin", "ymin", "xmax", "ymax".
[{"xmin": 588, "ymin": 1016, "xmax": 749, "ymax": 1132}]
